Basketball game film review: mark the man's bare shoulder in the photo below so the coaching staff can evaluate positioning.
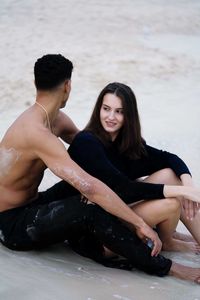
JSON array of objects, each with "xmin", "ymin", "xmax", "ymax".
[{"xmin": 1, "ymin": 107, "xmax": 52, "ymax": 155}]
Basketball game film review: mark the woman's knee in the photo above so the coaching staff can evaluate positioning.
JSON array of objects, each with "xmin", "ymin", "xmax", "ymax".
[
  {"xmin": 159, "ymin": 168, "xmax": 180, "ymax": 184},
  {"xmin": 164, "ymin": 197, "xmax": 181, "ymax": 214},
  {"xmin": 143, "ymin": 168, "xmax": 180, "ymax": 185}
]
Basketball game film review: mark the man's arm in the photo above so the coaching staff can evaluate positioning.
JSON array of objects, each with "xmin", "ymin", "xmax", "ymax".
[
  {"xmin": 55, "ymin": 111, "xmax": 79, "ymax": 144},
  {"xmin": 29, "ymin": 127, "xmax": 162, "ymax": 256}
]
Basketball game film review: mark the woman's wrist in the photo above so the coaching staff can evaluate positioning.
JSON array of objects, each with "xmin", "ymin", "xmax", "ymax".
[{"xmin": 163, "ymin": 185, "xmax": 183, "ymax": 199}]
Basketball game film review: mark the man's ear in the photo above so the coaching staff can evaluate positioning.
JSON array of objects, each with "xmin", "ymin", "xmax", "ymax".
[
  {"xmin": 66, "ymin": 79, "xmax": 71, "ymax": 89},
  {"xmin": 65, "ymin": 79, "xmax": 71, "ymax": 93}
]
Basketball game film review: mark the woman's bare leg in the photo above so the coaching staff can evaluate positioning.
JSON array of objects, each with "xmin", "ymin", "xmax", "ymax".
[
  {"xmin": 143, "ymin": 168, "xmax": 200, "ymax": 245},
  {"xmin": 130, "ymin": 198, "xmax": 200, "ymax": 252},
  {"xmin": 179, "ymin": 211, "xmax": 200, "ymax": 245}
]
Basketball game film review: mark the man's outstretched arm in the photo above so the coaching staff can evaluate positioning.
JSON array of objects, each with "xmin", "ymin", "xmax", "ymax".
[{"xmin": 30, "ymin": 127, "xmax": 162, "ymax": 256}]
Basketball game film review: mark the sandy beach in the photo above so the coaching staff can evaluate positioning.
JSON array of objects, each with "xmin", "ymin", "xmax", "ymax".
[{"xmin": 0, "ymin": 0, "xmax": 200, "ymax": 299}]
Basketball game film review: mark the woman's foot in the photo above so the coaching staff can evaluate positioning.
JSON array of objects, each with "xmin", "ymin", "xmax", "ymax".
[
  {"xmin": 162, "ymin": 238, "xmax": 200, "ymax": 253},
  {"xmin": 173, "ymin": 231, "xmax": 197, "ymax": 243}
]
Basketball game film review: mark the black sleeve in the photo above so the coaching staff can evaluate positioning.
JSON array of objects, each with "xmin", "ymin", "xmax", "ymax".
[
  {"xmin": 142, "ymin": 144, "xmax": 191, "ymax": 178},
  {"xmin": 68, "ymin": 132, "xmax": 165, "ymax": 204}
]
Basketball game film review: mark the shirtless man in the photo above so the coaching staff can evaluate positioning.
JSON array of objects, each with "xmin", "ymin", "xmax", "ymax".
[{"xmin": 0, "ymin": 54, "xmax": 200, "ymax": 283}]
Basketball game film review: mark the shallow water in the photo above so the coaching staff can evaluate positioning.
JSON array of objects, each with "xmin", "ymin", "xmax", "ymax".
[{"xmin": 0, "ymin": 0, "xmax": 200, "ymax": 299}]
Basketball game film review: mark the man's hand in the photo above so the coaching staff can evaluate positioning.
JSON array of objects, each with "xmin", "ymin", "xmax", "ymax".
[{"xmin": 136, "ymin": 223, "xmax": 162, "ymax": 257}]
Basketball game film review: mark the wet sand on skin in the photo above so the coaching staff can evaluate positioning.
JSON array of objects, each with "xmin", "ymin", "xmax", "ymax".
[{"xmin": 0, "ymin": 0, "xmax": 200, "ymax": 299}]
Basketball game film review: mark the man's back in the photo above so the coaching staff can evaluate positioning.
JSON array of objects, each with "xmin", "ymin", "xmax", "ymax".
[{"xmin": 0, "ymin": 107, "xmax": 48, "ymax": 211}]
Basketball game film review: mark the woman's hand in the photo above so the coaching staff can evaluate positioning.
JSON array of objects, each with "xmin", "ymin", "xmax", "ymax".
[
  {"xmin": 136, "ymin": 222, "xmax": 162, "ymax": 257},
  {"xmin": 180, "ymin": 174, "xmax": 200, "ymax": 220},
  {"xmin": 182, "ymin": 198, "xmax": 200, "ymax": 220}
]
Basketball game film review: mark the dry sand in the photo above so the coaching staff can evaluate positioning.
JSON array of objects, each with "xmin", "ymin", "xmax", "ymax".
[{"xmin": 0, "ymin": 0, "xmax": 200, "ymax": 299}]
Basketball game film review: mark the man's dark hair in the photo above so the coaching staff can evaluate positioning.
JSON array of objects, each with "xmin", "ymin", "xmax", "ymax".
[{"xmin": 34, "ymin": 54, "xmax": 73, "ymax": 90}]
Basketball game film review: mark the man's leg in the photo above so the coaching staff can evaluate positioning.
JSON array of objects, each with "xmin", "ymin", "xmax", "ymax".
[
  {"xmin": 0, "ymin": 192, "xmax": 172, "ymax": 276},
  {"xmin": 83, "ymin": 204, "xmax": 172, "ymax": 276},
  {"xmin": 0, "ymin": 195, "xmax": 88, "ymax": 250},
  {"xmin": 70, "ymin": 204, "xmax": 200, "ymax": 283},
  {"xmin": 1, "ymin": 194, "xmax": 200, "ymax": 282}
]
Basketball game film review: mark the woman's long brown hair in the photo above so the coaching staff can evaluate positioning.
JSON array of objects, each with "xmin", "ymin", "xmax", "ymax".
[{"xmin": 85, "ymin": 82, "xmax": 145, "ymax": 159}]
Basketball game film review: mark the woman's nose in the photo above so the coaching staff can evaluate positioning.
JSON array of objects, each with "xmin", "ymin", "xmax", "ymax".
[{"xmin": 108, "ymin": 111, "xmax": 115, "ymax": 119}]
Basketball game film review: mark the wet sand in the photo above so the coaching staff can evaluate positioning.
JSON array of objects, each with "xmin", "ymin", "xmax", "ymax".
[{"xmin": 0, "ymin": 0, "xmax": 200, "ymax": 299}]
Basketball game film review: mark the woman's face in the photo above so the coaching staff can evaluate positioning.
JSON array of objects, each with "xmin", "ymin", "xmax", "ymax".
[{"xmin": 100, "ymin": 93, "xmax": 124, "ymax": 141}]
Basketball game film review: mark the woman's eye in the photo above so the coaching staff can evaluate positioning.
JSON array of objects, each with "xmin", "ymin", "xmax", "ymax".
[{"xmin": 116, "ymin": 110, "xmax": 123, "ymax": 114}]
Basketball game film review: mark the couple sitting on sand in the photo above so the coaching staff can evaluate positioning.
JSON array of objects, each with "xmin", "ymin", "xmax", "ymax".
[{"xmin": 0, "ymin": 54, "xmax": 200, "ymax": 284}]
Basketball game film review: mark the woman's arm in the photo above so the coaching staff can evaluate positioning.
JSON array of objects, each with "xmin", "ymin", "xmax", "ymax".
[
  {"xmin": 140, "ymin": 144, "xmax": 191, "ymax": 179},
  {"xmin": 68, "ymin": 132, "xmax": 166, "ymax": 204}
]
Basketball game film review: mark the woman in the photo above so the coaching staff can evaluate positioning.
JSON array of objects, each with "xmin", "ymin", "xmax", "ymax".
[{"xmin": 68, "ymin": 82, "xmax": 200, "ymax": 253}]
